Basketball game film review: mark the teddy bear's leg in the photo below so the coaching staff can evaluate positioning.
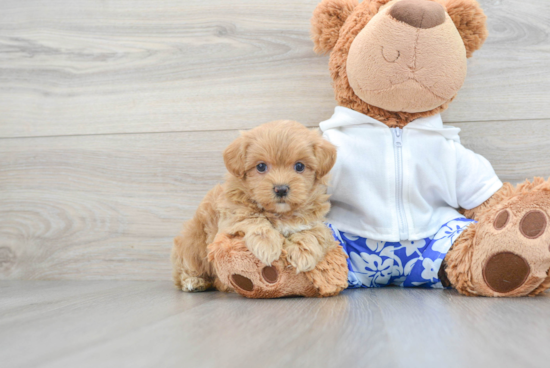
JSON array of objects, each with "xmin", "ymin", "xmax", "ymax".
[
  {"xmin": 304, "ymin": 244, "xmax": 349, "ymax": 296},
  {"xmin": 207, "ymin": 233, "xmax": 348, "ymax": 298},
  {"xmin": 444, "ymin": 179, "xmax": 550, "ymax": 297}
]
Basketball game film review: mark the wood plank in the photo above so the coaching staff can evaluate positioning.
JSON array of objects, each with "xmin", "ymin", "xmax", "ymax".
[
  {"xmin": 370, "ymin": 287, "xmax": 550, "ymax": 368},
  {"xmin": 0, "ymin": 281, "xmax": 222, "ymax": 368},
  {"xmin": 457, "ymin": 119, "xmax": 550, "ymax": 183},
  {"xmin": 0, "ymin": 130, "xmax": 237, "ymax": 281},
  {"xmin": 1, "ymin": 281, "xmax": 549, "ymax": 368},
  {"xmin": 1, "ymin": 120, "xmax": 550, "ymax": 281},
  {"xmin": 0, "ymin": 0, "xmax": 549, "ymax": 138}
]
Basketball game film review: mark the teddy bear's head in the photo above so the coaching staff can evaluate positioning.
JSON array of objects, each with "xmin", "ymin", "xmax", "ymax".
[{"xmin": 312, "ymin": 0, "xmax": 488, "ymax": 125}]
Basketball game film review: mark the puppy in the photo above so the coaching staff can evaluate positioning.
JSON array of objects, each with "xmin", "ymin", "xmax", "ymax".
[{"xmin": 171, "ymin": 120, "xmax": 337, "ymax": 292}]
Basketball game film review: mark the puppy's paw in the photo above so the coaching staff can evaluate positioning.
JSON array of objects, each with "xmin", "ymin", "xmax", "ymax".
[
  {"xmin": 285, "ymin": 243, "xmax": 318, "ymax": 273},
  {"xmin": 244, "ymin": 228, "xmax": 284, "ymax": 266},
  {"xmin": 181, "ymin": 277, "xmax": 211, "ymax": 292}
]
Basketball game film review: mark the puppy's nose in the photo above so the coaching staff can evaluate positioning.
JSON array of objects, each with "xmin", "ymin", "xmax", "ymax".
[
  {"xmin": 389, "ymin": 0, "xmax": 446, "ymax": 29},
  {"xmin": 273, "ymin": 185, "xmax": 289, "ymax": 197}
]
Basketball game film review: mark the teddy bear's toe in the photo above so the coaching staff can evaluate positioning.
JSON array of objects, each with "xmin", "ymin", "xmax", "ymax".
[
  {"xmin": 230, "ymin": 267, "xmax": 279, "ymax": 293},
  {"xmin": 261, "ymin": 266, "xmax": 279, "ymax": 284},
  {"xmin": 231, "ymin": 274, "xmax": 255, "ymax": 292},
  {"xmin": 228, "ymin": 261, "xmax": 318, "ymax": 298}
]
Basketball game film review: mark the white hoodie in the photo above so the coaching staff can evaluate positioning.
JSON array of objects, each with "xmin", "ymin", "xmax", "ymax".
[{"xmin": 320, "ymin": 106, "xmax": 502, "ymax": 242}]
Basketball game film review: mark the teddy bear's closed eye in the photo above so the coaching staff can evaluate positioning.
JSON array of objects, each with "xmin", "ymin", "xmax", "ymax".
[{"xmin": 381, "ymin": 46, "xmax": 400, "ymax": 63}]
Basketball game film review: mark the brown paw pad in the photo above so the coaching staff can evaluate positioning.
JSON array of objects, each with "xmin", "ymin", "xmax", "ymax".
[
  {"xmin": 519, "ymin": 210, "xmax": 547, "ymax": 239},
  {"xmin": 261, "ymin": 266, "xmax": 278, "ymax": 284},
  {"xmin": 231, "ymin": 274, "xmax": 254, "ymax": 292},
  {"xmin": 483, "ymin": 252, "xmax": 530, "ymax": 293},
  {"xmin": 493, "ymin": 210, "xmax": 510, "ymax": 230}
]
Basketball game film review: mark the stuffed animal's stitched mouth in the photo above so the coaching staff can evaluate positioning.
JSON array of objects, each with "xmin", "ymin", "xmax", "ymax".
[{"xmin": 356, "ymin": 77, "xmax": 447, "ymax": 101}]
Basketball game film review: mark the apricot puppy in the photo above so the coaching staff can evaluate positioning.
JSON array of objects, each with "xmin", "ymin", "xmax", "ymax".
[{"xmin": 171, "ymin": 120, "xmax": 337, "ymax": 292}]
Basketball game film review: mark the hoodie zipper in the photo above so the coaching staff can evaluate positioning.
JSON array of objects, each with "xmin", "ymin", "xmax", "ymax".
[{"xmin": 392, "ymin": 128, "xmax": 409, "ymax": 240}]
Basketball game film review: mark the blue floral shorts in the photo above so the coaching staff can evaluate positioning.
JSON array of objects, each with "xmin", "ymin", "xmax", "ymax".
[{"xmin": 328, "ymin": 218, "xmax": 476, "ymax": 289}]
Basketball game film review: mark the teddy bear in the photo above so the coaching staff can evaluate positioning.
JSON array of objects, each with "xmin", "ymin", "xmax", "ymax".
[{"xmin": 209, "ymin": 0, "xmax": 550, "ymax": 298}]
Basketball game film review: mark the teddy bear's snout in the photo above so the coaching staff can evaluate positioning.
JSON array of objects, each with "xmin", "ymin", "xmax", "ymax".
[{"xmin": 389, "ymin": 0, "xmax": 446, "ymax": 29}]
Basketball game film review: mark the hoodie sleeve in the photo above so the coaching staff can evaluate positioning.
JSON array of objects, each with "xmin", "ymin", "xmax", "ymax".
[{"xmin": 454, "ymin": 142, "xmax": 503, "ymax": 210}]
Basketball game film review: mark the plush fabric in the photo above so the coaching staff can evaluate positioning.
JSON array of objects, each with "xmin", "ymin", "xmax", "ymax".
[
  {"xmin": 346, "ymin": 5, "xmax": 467, "ymax": 112},
  {"xmin": 312, "ymin": 0, "xmax": 488, "ymax": 126},
  {"xmin": 208, "ymin": 233, "xmax": 349, "ymax": 298},
  {"xmin": 390, "ymin": 0, "xmax": 446, "ymax": 29},
  {"xmin": 436, "ymin": 0, "xmax": 488, "ymax": 57},
  {"xmin": 445, "ymin": 178, "xmax": 550, "ymax": 297},
  {"xmin": 311, "ymin": 0, "xmax": 359, "ymax": 54}
]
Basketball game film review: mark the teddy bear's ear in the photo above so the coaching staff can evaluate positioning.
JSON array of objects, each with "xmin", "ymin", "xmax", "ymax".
[
  {"xmin": 442, "ymin": 0, "xmax": 488, "ymax": 57},
  {"xmin": 223, "ymin": 134, "xmax": 248, "ymax": 178},
  {"xmin": 311, "ymin": 0, "xmax": 359, "ymax": 54}
]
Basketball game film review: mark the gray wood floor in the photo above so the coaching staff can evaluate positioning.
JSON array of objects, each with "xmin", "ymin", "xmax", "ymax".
[{"xmin": 1, "ymin": 281, "xmax": 549, "ymax": 368}]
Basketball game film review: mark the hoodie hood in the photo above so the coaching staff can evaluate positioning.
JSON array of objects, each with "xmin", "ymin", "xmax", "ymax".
[{"xmin": 319, "ymin": 106, "xmax": 461, "ymax": 143}]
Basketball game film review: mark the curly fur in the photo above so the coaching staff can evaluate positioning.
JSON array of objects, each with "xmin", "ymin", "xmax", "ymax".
[{"xmin": 171, "ymin": 121, "xmax": 338, "ymax": 292}]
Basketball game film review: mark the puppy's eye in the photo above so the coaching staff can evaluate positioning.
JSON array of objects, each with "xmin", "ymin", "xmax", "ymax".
[
  {"xmin": 256, "ymin": 162, "xmax": 268, "ymax": 173},
  {"xmin": 294, "ymin": 162, "xmax": 305, "ymax": 173}
]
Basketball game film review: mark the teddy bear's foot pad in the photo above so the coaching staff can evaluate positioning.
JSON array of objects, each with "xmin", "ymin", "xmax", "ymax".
[
  {"xmin": 231, "ymin": 266, "xmax": 279, "ymax": 293},
  {"xmin": 479, "ymin": 204, "xmax": 550, "ymax": 296},
  {"xmin": 483, "ymin": 252, "xmax": 531, "ymax": 294},
  {"xmin": 261, "ymin": 266, "xmax": 279, "ymax": 283},
  {"xmin": 208, "ymin": 234, "xmax": 322, "ymax": 298},
  {"xmin": 449, "ymin": 179, "xmax": 550, "ymax": 297},
  {"xmin": 231, "ymin": 274, "xmax": 254, "ymax": 291}
]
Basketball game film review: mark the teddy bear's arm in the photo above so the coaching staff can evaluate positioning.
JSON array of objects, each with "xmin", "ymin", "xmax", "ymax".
[{"xmin": 460, "ymin": 184, "xmax": 514, "ymax": 221}]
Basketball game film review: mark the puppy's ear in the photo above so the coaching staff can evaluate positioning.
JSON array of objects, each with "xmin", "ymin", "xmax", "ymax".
[
  {"xmin": 223, "ymin": 134, "xmax": 248, "ymax": 178},
  {"xmin": 442, "ymin": 0, "xmax": 488, "ymax": 58},
  {"xmin": 311, "ymin": 0, "xmax": 358, "ymax": 54},
  {"xmin": 313, "ymin": 137, "xmax": 337, "ymax": 179}
]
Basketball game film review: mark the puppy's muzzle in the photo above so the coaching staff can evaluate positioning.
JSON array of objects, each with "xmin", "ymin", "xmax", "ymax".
[{"xmin": 273, "ymin": 185, "xmax": 289, "ymax": 198}]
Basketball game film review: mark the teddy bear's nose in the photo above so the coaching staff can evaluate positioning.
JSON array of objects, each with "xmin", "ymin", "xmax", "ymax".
[{"xmin": 389, "ymin": 0, "xmax": 446, "ymax": 29}]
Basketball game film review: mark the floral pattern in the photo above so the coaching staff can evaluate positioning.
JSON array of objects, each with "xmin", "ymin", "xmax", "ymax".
[{"xmin": 328, "ymin": 218, "xmax": 475, "ymax": 289}]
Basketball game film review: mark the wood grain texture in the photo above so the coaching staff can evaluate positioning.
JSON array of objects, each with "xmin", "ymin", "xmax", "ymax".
[
  {"xmin": 0, "ymin": 0, "xmax": 549, "ymax": 138},
  {"xmin": 1, "ymin": 281, "xmax": 549, "ymax": 368},
  {"xmin": 1, "ymin": 120, "xmax": 550, "ymax": 281},
  {"xmin": 0, "ymin": 130, "xmax": 237, "ymax": 280}
]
